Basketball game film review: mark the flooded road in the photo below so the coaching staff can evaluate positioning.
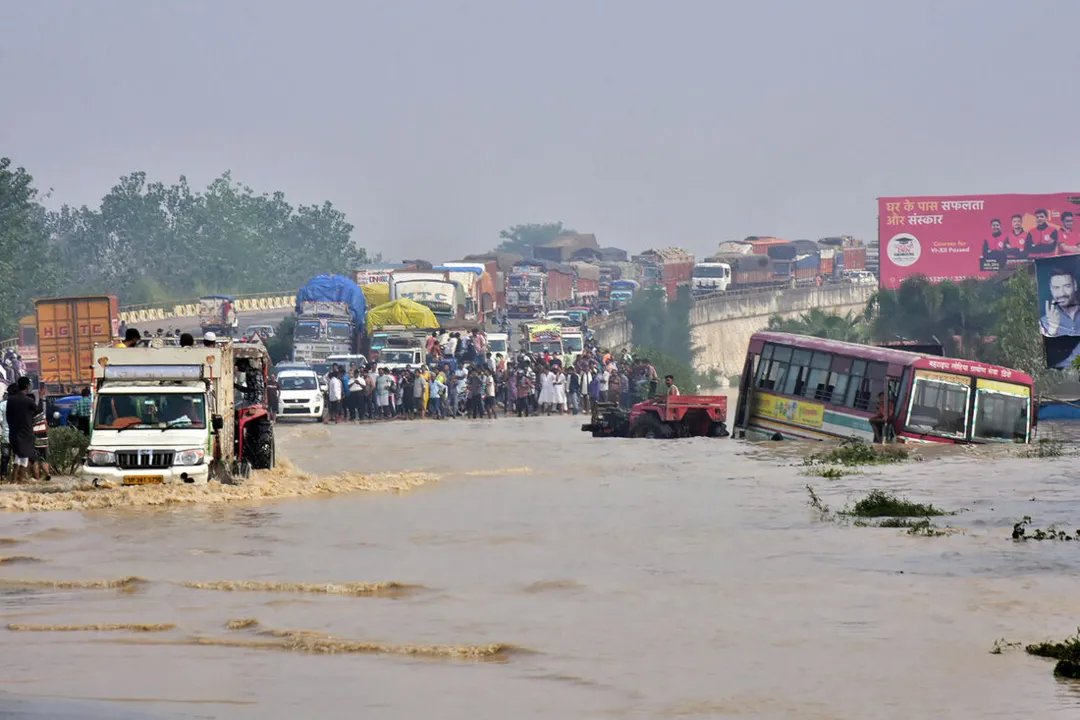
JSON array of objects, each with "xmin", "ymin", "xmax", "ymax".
[{"xmin": 1, "ymin": 412, "xmax": 1079, "ymax": 719}]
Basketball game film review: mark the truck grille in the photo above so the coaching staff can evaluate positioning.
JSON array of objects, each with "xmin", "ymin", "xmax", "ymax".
[{"xmin": 116, "ymin": 451, "xmax": 175, "ymax": 469}]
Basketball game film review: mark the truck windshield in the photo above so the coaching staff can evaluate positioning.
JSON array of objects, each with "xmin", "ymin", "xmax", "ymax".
[
  {"xmin": 327, "ymin": 322, "xmax": 352, "ymax": 341},
  {"xmin": 488, "ymin": 339, "xmax": 507, "ymax": 353},
  {"xmin": 563, "ymin": 336, "xmax": 583, "ymax": 352},
  {"xmin": 694, "ymin": 266, "xmax": 727, "ymax": 278},
  {"xmin": 381, "ymin": 350, "xmax": 417, "ymax": 364},
  {"xmin": 95, "ymin": 393, "xmax": 206, "ymax": 430},
  {"xmin": 529, "ymin": 342, "xmax": 562, "ymax": 353},
  {"xmin": 279, "ymin": 375, "xmax": 318, "ymax": 390},
  {"xmin": 295, "ymin": 322, "xmax": 320, "ymax": 341}
]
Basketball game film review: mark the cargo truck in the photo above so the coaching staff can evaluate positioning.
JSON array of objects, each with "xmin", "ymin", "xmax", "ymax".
[
  {"xmin": 505, "ymin": 266, "xmax": 547, "ymax": 320},
  {"xmin": 631, "ymin": 248, "xmax": 695, "ymax": 299},
  {"xmin": 36, "ymin": 295, "xmax": 120, "ymax": 394},
  {"xmin": 80, "ymin": 342, "xmax": 275, "ymax": 485}
]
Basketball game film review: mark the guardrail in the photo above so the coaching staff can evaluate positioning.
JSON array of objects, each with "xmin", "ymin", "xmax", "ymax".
[{"xmin": 1, "ymin": 291, "xmax": 299, "ymax": 350}]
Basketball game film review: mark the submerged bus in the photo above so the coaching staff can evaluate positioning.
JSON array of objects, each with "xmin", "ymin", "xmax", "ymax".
[{"xmin": 733, "ymin": 331, "xmax": 1033, "ymax": 444}]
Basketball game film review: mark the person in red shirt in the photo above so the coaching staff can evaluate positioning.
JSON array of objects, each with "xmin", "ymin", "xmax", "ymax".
[
  {"xmin": 1058, "ymin": 211, "xmax": 1079, "ymax": 255},
  {"xmin": 1026, "ymin": 208, "xmax": 1060, "ymax": 256},
  {"xmin": 1006, "ymin": 214, "xmax": 1029, "ymax": 258}
]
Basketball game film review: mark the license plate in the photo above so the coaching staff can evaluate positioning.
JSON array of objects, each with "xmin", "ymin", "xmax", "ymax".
[{"xmin": 123, "ymin": 475, "xmax": 164, "ymax": 486}]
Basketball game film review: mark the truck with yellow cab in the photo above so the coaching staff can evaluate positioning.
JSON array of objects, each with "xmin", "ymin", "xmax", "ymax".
[{"xmin": 80, "ymin": 342, "xmax": 275, "ymax": 486}]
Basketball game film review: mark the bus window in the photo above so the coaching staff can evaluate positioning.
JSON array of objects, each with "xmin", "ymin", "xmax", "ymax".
[
  {"xmin": 807, "ymin": 352, "xmax": 832, "ymax": 400},
  {"xmin": 844, "ymin": 360, "xmax": 867, "ymax": 408},
  {"xmin": 783, "ymin": 349, "xmax": 812, "ymax": 396},
  {"xmin": 973, "ymin": 380, "xmax": 1031, "ymax": 442},
  {"xmin": 906, "ymin": 371, "xmax": 970, "ymax": 438}
]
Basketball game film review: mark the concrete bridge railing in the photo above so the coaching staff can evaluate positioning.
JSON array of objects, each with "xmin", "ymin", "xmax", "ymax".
[{"xmin": 591, "ymin": 283, "xmax": 876, "ymax": 378}]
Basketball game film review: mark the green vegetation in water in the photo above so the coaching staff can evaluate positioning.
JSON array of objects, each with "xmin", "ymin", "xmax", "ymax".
[
  {"xmin": 848, "ymin": 489, "xmax": 951, "ymax": 518},
  {"xmin": 47, "ymin": 426, "xmax": 89, "ymax": 476},
  {"xmin": 802, "ymin": 466, "xmax": 850, "ymax": 479},
  {"xmin": 804, "ymin": 438, "xmax": 912, "ymax": 467},
  {"xmin": 805, "ymin": 485, "xmax": 958, "ymax": 535},
  {"xmin": 1017, "ymin": 439, "xmax": 1067, "ymax": 459},
  {"xmin": 1024, "ymin": 629, "xmax": 1080, "ymax": 679},
  {"xmin": 989, "ymin": 638, "xmax": 1022, "ymax": 655},
  {"xmin": 1011, "ymin": 516, "xmax": 1080, "ymax": 542}
]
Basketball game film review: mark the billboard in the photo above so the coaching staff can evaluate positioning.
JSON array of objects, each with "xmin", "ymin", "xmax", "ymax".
[
  {"xmin": 878, "ymin": 193, "xmax": 1080, "ymax": 289},
  {"xmin": 1034, "ymin": 254, "xmax": 1080, "ymax": 369}
]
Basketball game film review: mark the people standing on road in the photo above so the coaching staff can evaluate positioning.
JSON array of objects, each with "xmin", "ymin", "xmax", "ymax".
[
  {"xmin": 69, "ymin": 387, "xmax": 92, "ymax": 435},
  {"xmin": 412, "ymin": 370, "xmax": 428, "ymax": 420},
  {"xmin": 515, "ymin": 370, "xmax": 533, "ymax": 417},
  {"xmin": 179, "ymin": 333, "xmax": 194, "ymax": 347},
  {"xmin": 484, "ymin": 369, "xmax": 497, "ymax": 418},
  {"xmin": 552, "ymin": 367, "xmax": 567, "ymax": 414},
  {"xmin": 348, "ymin": 370, "xmax": 365, "ymax": 422},
  {"xmin": 202, "ymin": 332, "xmax": 217, "ymax": 348},
  {"xmin": 5, "ymin": 378, "xmax": 40, "ymax": 484},
  {"xmin": 375, "ymin": 368, "xmax": 393, "ymax": 419},
  {"xmin": 327, "ymin": 371, "xmax": 343, "ymax": 423},
  {"xmin": 429, "ymin": 373, "xmax": 445, "ymax": 419},
  {"xmin": 538, "ymin": 366, "xmax": 555, "ymax": 415},
  {"xmin": 266, "ymin": 374, "xmax": 279, "ymax": 422}
]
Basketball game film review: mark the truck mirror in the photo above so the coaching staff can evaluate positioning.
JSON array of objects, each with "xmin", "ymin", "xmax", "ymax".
[{"xmin": 212, "ymin": 415, "xmax": 224, "ymax": 431}]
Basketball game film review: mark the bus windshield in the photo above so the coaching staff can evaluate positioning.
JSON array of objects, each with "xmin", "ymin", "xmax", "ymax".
[
  {"xmin": 905, "ymin": 371, "xmax": 970, "ymax": 439},
  {"xmin": 973, "ymin": 380, "xmax": 1030, "ymax": 442}
]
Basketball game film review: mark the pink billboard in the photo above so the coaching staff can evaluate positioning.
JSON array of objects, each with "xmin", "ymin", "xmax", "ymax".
[{"xmin": 878, "ymin": 193, "xmax": 1080, "ymax": 289}]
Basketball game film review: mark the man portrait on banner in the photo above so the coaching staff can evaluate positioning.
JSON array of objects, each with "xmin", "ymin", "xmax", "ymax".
[
  {"xmin": 1027, "ymin": 208, "xmax": 1060, "ymax": 256},
  {"xmin": 1005, "ymin": 214, "xmax": 1029, "ymax": 258},
  {"xmin": 1040, "ymin": 265, "xmax": 1080, "ymax": 337},
  {"xmin": 1058, "ymin": 211, "xmax": 1080, "ymax": 255}
]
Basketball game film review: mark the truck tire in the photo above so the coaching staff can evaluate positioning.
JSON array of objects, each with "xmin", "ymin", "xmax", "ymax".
[
  {"xmin": 630, "ymin": 413, "xmax": 673, "ymax": 439},
  {"xmin": 709, "ymin": 422, "xmax": 730, "ymax": 438},
  {"xmin": 245, "ymin": 419, "xmax": 276, "ymax": 470}
]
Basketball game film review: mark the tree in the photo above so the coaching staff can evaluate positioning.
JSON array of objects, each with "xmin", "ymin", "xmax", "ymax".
[
  {"xmin": 42, "ymin": 169, "xmax": 369, "ymax": 305},
  {"xmin": 496, "ymin": 222, "xmax": 572, "ymax": 256},
  {"xmin": 767, "ymin": 308, "xmax": 867, "ymax": 343},
  {"xmin": 989, "ymin": 267, "xmax": 1055, "ymax": 392},
  {"xmin": 0, "ymin": 158, "xmax": 62, "ymax": 336},
  {"xmin": 624, "ymin": 285, "xmax": 702, "ymax": 372}
]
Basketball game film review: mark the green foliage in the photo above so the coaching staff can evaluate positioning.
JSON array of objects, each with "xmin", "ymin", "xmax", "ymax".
[
  {"xmin": 625, "ymin": 285, "xmax": 697, "ymax": 366},
  {"xmin": 48, "ymin": 426, "xmax": 90, "ymax": 476},
  {"xmin": 0, "ymin": 161, "xmax": 369, "ymax": 322},
  {"xmin": 0, "ymin": 159, "xmax": 63, "ymax": 336},
  {"xmin": 1025, "ymin": 629, "xmax": 1080, "ymax": 679},
  {"xmin": 496, "ymin": 222, "xmax": 572, "ymax": 256},
  {"xmin": 767, "ymin": 308, "xmax": 867, "ymax": 343},
  {"xmin": 847, "ymin": 489, "xmax": 950, "ymax": 518},
  {"xmin": 991, "ymin": 267, "xmax": 1055, "ymax": 392},
  {"xmin": 1011, "ymin": 516, "xmax": 1080, "ymax": 541},
  {"xmin": 265, "ymin": 315, "xmax": 297, "ymax": 365},
  {"xmin": 804, "ymin": 437, "xmax": 911, "ymax": 466}
]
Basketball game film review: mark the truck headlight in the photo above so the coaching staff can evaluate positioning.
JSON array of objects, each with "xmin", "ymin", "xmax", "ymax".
[
  {"xmin": 176, "ymin": 448, "xmax": 205, "ymax": 466},
  {"xmin": 87, "ymin": 450, "xmax": 116, "ymax": 466}
]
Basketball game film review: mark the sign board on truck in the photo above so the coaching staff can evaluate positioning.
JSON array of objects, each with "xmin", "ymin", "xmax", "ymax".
[{"xmin": 878, "ymin": 193, "xmax": 1080, "ymax": 289}]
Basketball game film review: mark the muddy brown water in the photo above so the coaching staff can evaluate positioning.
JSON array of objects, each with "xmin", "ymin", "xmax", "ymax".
[{"xmin": 1, "ymin": 408, "xmax": 1080, "ymax": 719}]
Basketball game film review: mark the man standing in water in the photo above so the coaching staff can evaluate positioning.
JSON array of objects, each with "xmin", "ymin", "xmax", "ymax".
[{"xmin": 5, "ymin": 377, "xmax": 40, "ymax": 484}]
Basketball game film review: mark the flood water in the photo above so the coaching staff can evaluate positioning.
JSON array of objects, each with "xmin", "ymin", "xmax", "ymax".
[{"xmin": 1, "ymin": 406, "xmax": 1080, "ymax": 719}]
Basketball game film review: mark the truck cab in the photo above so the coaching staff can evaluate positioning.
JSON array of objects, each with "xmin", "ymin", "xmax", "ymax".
[{"xmin": 81, "ymin": 343, "xmax": 275, "ymax": 486}]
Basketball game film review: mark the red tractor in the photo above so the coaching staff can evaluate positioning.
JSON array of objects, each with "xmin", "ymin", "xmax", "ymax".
[{"xmin": 582, "ymin": 395, "xmax": 729, "ymax": 438}]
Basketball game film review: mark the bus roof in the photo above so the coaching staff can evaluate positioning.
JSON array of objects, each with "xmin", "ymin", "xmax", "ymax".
[{"xmin": 749, "ymin": 331, "xmax": 1034, "ymax": 386}]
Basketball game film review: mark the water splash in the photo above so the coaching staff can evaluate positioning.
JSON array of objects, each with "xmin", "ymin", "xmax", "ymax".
[
  {"xmin": 180, "ymin": 580, "xmax": 421, "ymax": 598},
  {"xmin": 7, "ymin": 622, "xmax": 175, "ymax": 632},
  {"xmin": 0, "ymin": 556, "xmax": 43, "ymax": 565}
]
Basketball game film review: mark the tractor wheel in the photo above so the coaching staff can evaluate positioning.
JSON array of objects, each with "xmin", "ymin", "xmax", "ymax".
[
  {"xmin": 630, "ymin": 413, "xmax": 673, "ymax": 439},
  {"xmin": 244, "ymin": 419, "xmax": 276, "ymax": 470},
  {"xmin": 709, "ymin": 422, "xmax": 730, "ymax": 438}
]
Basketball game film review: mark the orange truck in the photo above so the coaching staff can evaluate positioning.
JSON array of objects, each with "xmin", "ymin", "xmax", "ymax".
[{"xmin": 36, "ymin": 296, "xmax": 120, "ymax": 392}]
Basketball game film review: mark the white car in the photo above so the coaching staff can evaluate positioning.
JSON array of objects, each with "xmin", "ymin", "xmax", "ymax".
[{"xmin": 277, "ymin": 369, "xmax": 324, "ymax": 421}]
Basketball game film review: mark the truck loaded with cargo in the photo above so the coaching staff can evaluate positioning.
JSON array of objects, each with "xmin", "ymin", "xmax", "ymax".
[
  {"xmin": 544, "ymin": 265, "xmax": 576, "ymax": 309},
  {"xmin": 631, "ymin": 248, "xmax": 695, "ymax": 299},
  {"xmin": 35, "ymin": 295, "xmax": 120, "ymax": 394},
  {"xmin": 198, "ymin": 295, "xmax": 238, "ymax": 337},
  {"xmin": 567, "ymin": 262, "xmax": 600, "ymax": 303},
  {"xmin": 80, "ymin": 341, "xmax": 276, "ymax": 486},
  {"xmin": 389, "ymin": 270, "xmax": 466, "ymax": 326},
  {"xmin": 505, "ymin": 265, "xmax": 547, "ymax": 320},
  {"xmin": 293, "ymin": 275, "xmax": 367, "ymax": 363}
]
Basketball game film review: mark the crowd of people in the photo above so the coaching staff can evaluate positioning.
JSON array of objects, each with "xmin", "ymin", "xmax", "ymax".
[{"xmin": 308, "ymin": 328, "xmax": 678, "ymax": 424}]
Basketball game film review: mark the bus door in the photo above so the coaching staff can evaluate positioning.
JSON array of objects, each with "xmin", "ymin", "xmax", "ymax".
[{"xmin": 733, "ymin": 352, "xmax": 759, "ymax": 435}]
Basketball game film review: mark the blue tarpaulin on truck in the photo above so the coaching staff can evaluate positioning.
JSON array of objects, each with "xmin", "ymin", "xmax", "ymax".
[{"xmin": 296, "ymin": 274, "xmax": 367, "ymax": 326}]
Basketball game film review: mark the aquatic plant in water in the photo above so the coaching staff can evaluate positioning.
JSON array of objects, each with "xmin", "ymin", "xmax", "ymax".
[
  {"xmin": 1011, "ymin": 516, "xmax": 1080, "ymax": 541},
  {"xmin": 1025, "ymin": 629, "xmax": 1080, "ymax": 679},
  {"xmin": 804, "ymin": 438, "xmax": 911, "ymax": 467},
  {"xmin": 805, "ymin": 485, "xmax": 956, "ymax": 535}
]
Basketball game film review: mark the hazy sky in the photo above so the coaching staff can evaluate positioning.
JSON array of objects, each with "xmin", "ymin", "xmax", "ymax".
[{"xmin": 3, "ymin": 0, "xmax": 1079, "ymax": 262}]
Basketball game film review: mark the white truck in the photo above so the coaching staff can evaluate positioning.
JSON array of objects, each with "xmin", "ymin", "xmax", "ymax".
[{"xmin": 80, "ymin": 343, "xmax": 276, "ymax": 486}]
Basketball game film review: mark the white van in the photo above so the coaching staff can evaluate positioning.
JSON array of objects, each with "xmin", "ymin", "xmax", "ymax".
[{"xmin": 277, "ymin": 369, "xmax": 324, "ymax": 421}]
